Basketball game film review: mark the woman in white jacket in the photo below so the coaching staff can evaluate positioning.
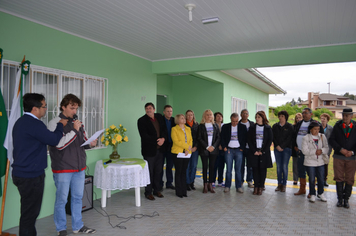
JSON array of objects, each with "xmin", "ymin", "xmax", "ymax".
[{"xmin": 301, "ymin": 121, "xmax": 329, "ymax": 203}]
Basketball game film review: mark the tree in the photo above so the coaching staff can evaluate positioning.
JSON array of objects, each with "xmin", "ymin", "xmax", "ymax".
[
  {"xmin": 274, "ymin": 104, "xmax": 306, "ymax": 117},
  {"xmin": 344, "ymin": 92, "xmax": 355, "ymax": 100},
  {"xmin": 298, "ymin": 97, "xmax": 302, "ymax": 103},
  {"xmin": 313, "ymin": 108, "xmax": 334, "ymax": 118},
  {"xmin": 290, "ymin": 98, "xmax": 296, "ymax": 106}
]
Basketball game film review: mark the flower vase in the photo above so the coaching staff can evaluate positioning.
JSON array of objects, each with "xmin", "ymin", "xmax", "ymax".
[{"xmin": 109, "ymin": 144, "xmax": 120, "ymax": 160}]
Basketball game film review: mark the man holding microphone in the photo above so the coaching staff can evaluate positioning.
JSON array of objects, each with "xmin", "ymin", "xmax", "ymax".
[{"xmin": 48, "ymin": 94, "xmax": 97, "ymax": 236}]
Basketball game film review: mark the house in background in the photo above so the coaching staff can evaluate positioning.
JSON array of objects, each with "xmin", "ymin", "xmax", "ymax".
[{"xmin": 301, "ymin": 92, "xmax": 356, "ymax": 118}]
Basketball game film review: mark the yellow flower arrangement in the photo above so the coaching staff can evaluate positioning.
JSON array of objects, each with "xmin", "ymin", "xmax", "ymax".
[{"xmin": 101, "ymin": 124, "xmax": 128, "ymax": 148}]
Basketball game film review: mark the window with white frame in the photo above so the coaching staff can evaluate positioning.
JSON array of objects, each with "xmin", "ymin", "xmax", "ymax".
[
  {"xmin": 256, "ymin": 103, "xmax": 266, "ymax": 113},
  {"xmin": 231, "ymin": 97, "xmax": 247, "ymax": 116},
  {"xmin": 0, "ymin": 60, "xmax": 107, "ymax": 148}
]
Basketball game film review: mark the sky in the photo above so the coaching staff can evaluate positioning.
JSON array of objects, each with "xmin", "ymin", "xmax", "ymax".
[{"xmin": 257, "ymin": 62, "xmax": 356, "ymax": 107}]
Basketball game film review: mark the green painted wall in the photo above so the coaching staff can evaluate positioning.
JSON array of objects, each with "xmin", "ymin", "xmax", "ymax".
[
  {"xmin": 152, "ymin": 44, "xmax": 356, "ymax": 74},
  {"xmin": 194, "ymin": 71, "xmax": 269, "ymax": 118},
  {"xmin": 0, "ymin": 12, "xmax": 155, "ymax": 230},
  {"xmin": 171, "ymin": 75, "xmax": 223, "ymax": 119},
  {"xmin": 157, "ymin": 74, "xmax": 174, "ymax": 112}
]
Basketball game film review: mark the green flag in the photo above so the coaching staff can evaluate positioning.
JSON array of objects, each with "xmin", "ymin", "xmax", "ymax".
[{"xmin": 0, "ymin": 48, "xmax": 8, "ymax": 197}]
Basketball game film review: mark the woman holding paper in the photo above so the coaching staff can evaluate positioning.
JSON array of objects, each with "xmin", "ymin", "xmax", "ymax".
[{"xmin": 171, "ymin": 114, "xmax": 193, "ymax": 198}]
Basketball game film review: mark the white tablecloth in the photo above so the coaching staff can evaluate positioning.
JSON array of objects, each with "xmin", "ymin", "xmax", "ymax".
[{"xmin": 94, "ymin": 158, "xmax": 150, "ymax": 207}]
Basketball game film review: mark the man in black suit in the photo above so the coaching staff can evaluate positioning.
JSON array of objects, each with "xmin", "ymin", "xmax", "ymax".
[
  {"xmin": 137, "ymin": 102, "xmax": 168, "ymax": 200},
  {"xmin": 161, "ymin": 105, "xmax": 175, "ymax": 190}
]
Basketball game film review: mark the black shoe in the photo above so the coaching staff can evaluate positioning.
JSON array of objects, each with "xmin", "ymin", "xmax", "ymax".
[
  {"xmin": 324, "ymin": 182, "xmax": 329, "ymax": 187},
  {"xmin": 166, "ymin": 185, "xmax": 175, "ymax": 190},
  {"xmin": 183, "ymin": 194, "xmax": 187, "ymax": 197},
  {"xmin": 190, "ymin": 183, "xmax": 196, "ymax": 190},
  {"xmin": 337, "ymin": 199, "xmax": 343, "ymax": 207},
  {"xmin": 176, "ymin": 194, "xmax": 183, "ymax": 198},
  {"xmin": 187, "ymin": 184, "xmax": 191, "ymax": 191},
  {"xmin": 344, "ymin": 199, "xmax": 350, "ymax": 209}
]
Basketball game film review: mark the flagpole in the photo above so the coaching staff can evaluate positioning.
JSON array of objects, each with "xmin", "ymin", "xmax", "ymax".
[{"xmin": 0, "ymin": 160, "xmax": 16, "ymax": 236}]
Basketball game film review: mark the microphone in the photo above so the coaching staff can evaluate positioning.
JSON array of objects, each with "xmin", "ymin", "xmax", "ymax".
[
  {"xmin": 103, "ymin": 160, "xmax": 112, "ymax": 165},
  {"xmin": 73, "ymin": 114, "xmax": 78, "ymax": 120}
]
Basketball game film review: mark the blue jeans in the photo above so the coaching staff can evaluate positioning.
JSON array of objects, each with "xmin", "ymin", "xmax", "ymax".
[
  {"xmin": 224, "ymin": 148, "xmax": 243, "ymax": 188},
  {"xmin": 242, "ymin": 149, "xmax": 253, "ymax": 182},
  {"xmin": 297, "ymin": 151, "xmax": 307, "ymax": 179},
  {"xmin": 214, "ymin": 150, "xmax": 225, "ymax": 183},
  {"xmin": 53, "ymin": 171, "xmax": 85, "ymax": 232},
  {"xmin": 274, "ymin": 148, "xmax": 292, "ymax": 185},
  {"xmin": 186, "ymin": 150, "xmax": 199, "ymax": 184},
  {"xmin": 305, "ymin": 165, "xmax": 324, "ymax": 195}
]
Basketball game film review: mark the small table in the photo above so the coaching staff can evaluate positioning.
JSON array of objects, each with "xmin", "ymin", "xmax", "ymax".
[{"xmin": 94, "ymin": 158, "xmax": 150, "ymax": 207}]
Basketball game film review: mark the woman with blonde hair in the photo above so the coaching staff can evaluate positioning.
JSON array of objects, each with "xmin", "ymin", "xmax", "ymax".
[
  {"xmin": 197, "ymin": 109, "xmax": 220, "ymax": 193},
  {"xmin": 171, "ymin": 114, "xmax": 193, "ymax": 198}
]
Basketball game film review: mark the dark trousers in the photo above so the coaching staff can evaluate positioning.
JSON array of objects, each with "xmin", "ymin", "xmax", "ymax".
[
  {"xmin": 241, "ymin": 148, "xmax": 253, "ymax": 182},
  {"xmin": 172, "ymin": 154, "xmax": 190, "ymax": 196},
  {"xmin": 297, "ymin": 151, "xmax": 307, "ymax": 179},
  {"xmin": 161, "ymin": 149, "xmax": 174, "ymax": 187},
  {"xmin": 201, "ymin": 154, "xmax": 217, "ymax": 183},
  {"xmin": 252, "ymin": 157, "xmax": 267, "ymax": 188},
  {"xmin": 12, "ymin": 173, "xmax": 45, "ymax": 236},
  {"xmin": 144, "ymin": 150, "xmax": 164, "ymax": 196},
  {"xmin": 214, "ymin": 150, "xmax": 225, "ymax": 183},
  {"xmin": 324, "ymin": 164, "xmax": 328, "ymax": 181}
]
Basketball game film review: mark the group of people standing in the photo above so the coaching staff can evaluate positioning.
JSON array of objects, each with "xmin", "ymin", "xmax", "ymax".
[
  {"xmin": 138, "ymin": 103, "xmax": 265, "ymax": 198},
  {"xmin": 138, "ymin": 103, "xmax": 356, "ymax": 209},
  {"xmin": 273, "ymin": 107, "xmax": 356, "ymax": 206}
]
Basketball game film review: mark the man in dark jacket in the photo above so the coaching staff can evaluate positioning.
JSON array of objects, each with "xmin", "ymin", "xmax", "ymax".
[
  {"xmin": 329, "ymin": 108, "xmax": 356, "ymax": 208},
  {"xmin": 138, "ymin": 102, "xmax": 168, "ymax": 200},
  {"xmin": 239, "ymin": 109, "xmax": 254, "ymax": 188},
  {"xmin": 221, "ymin": 113, "xmax": 247, "ymax": 193},
  {"xmin": 12, "ymin": 93, "xmax": 66, "ymax": 236},
  {"xmin": 293, "ymin": 108, "xmax": 323, "ymax": 196},
  {"xmin": 48, "ymin": 94, "xmax": 97, "ymax": 236},
  {"xmin": 161, "ymin": 105, "xmax": 175, "ymax": 190}
]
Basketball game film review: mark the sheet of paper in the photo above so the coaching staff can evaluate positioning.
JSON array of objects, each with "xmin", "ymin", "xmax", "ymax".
[
  {"xmin": 81, "ymin": 129, "xmax": 105, "ymax": 147},
  {"xmin": 177, "ymin": 153, "xmax": 191, "ymax": 158}
]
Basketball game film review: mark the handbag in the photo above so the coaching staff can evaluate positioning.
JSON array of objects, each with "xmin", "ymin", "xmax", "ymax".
[{"xmin": 320, "ymin": 134, "xmax": 329, "ymax": 164}]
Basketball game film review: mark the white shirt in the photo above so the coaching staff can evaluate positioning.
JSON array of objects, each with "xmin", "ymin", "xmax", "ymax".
[
  {"xmin": 256, "ymin": 125, "xmax": 264, "ymax": 149},
  {"xmin": 228, "ymin": 125, "xmax": 240, "ymax": 148},
  {"xmin": 24, "ymin": 112, "xmax": 39, "ymax": 120},
  {"xmin": 205, "ymin": 123, "xmax": 213, "ymax": 147},
  {"xmin": 297, "ymin": 121, "xmax": 310, "ymax": 150}
]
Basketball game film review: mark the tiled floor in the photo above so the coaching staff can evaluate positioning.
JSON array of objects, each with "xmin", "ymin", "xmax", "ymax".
[{"xmin": 5, "ymin": 171, "xmax": 356, "ymax": 236}]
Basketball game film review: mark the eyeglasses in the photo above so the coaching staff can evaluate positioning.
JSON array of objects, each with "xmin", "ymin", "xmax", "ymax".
[{"xmin": 37, "ymin": 105, "xmax": 47, "ymax": 109}]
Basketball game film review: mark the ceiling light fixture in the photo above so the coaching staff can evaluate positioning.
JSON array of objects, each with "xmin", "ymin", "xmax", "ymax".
[
  {"xmin": 202, "ymin": 17, "xmax": 219, "ymax": 24},
  {"xmin": 185, "ymin": 4, "xmax": 196, "ymax": 22}
]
